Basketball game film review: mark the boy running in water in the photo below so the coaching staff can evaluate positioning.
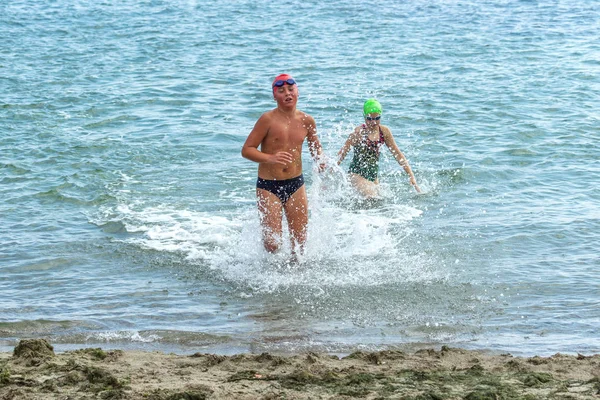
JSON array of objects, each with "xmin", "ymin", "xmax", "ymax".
[{"xmin": 242, "ymin": 74, "xmax": 325, "ymax": 254}]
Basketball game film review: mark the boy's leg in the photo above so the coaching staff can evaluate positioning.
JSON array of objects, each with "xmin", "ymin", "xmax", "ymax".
[
  {"xmin": 283, "ymin": 185, "xmax": 309, "ymax": 253},
  {"xmin": 257, "ymin": 189, "xmax": 283, "ymax": 253}
]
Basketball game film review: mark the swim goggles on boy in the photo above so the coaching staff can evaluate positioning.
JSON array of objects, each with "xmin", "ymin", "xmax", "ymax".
[
  {"xmin": 365, "ymin": 115, "xmax": 381, "ymax": 121},
  {"xmin": 272, "ymin": 78, "xmax": 297, "ymax": 88}
]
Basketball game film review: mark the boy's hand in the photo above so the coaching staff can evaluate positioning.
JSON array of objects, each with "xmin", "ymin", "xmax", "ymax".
[
  {"xmin": 268, "ymin": 151, "xmax": 293, "ymax": 165},
  {"xmin": 314, "ymin": 154, "xmax": 328, "ymax": 173}
]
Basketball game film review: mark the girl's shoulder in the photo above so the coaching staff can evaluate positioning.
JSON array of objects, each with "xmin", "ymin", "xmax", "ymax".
[
  {"xmin": 380, "ymin": 124, "xmax": 393, "ymax": 137},
  {"xmin": 352, "ymin": 125, "xmax": 365, "ymax": 136}
]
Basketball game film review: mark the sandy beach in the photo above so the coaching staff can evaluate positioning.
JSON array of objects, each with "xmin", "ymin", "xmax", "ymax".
[{"xmin": 0, "ymin": 339, "xmax": 598, "ymax": 399}]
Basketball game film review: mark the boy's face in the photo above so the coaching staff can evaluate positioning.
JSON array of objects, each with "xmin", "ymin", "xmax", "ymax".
[{"xmin": 273, "ymin": 83, "xmax": 298, "ymax": 107}]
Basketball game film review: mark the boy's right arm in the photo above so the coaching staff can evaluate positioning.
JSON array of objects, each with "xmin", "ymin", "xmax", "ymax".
[{"xmin": 242, "ymin": 114, "xmax": 292, "ymax": 165}]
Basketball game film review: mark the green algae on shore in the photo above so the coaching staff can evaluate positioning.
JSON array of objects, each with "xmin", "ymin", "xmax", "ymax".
[{"xmin": 1, "ymin": 340, "xmax": 599, "ymax": 399}]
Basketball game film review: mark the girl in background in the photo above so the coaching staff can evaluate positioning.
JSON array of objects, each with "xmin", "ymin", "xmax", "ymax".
[{"xmin": 337, "ymin": 99, "xmax": 421, "ymax": 198}]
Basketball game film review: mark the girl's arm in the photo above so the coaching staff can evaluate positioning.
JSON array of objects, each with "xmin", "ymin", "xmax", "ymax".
[
  {"xmin": 383, "ymin": 127, "xmax": 421, "ymax": 193},
  {"xmin": 337, "ymin": 127, "xmax": 360, "ymax": 165}
]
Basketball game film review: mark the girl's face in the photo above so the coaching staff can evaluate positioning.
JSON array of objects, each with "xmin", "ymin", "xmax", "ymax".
[{"xmin": 364, "ymin": 113, "xmax": 381, "ymax": 127}]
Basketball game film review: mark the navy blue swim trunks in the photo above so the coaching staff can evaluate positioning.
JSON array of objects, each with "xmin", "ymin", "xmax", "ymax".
[{"xmin": 256, "ymin": 174, "xmax": 305, "ymax": 204}]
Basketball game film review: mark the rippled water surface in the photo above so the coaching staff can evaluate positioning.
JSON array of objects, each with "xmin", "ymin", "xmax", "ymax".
[{"xmin": 1, "ymin": 0, "xmax": 599, "ymax": 356}]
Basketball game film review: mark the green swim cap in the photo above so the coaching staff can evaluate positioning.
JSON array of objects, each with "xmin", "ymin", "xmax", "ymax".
[{"xmin": 363, "ymin": 99, "xmax": 382, "ymax": 115}]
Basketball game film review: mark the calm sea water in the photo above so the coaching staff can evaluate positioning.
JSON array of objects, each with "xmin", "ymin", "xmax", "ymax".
[{"xmin": 1, "ymin": 0, "xmax": 599, "ymax": 356}]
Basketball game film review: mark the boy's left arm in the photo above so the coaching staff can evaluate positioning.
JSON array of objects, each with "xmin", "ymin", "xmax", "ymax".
[{"xmin": 306, "ymin": 115, "xmax": 326, "ymax": 172}]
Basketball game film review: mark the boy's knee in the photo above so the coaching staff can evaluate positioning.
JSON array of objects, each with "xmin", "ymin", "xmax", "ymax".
[
  {"xmin": 265, "ymin": 243, "xmax": 279, "ymax": 253},
  {"xmin": 264, "ymin": 241, "xmax": 280, "ymax": 253}
]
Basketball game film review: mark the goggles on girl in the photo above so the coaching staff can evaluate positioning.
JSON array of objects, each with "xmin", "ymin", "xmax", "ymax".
[
  {"xmin": 365, "ymin": 115, "xmax": 381, "ymax": 121},
  {"xmin": 272, "ymin": 78, "xmax": 297, "ymax": 88}
]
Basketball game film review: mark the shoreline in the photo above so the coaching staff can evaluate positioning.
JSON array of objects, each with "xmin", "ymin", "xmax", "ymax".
[{"xmin": 1, "ymin": 339, "xmax": 599, "ymax": 399}]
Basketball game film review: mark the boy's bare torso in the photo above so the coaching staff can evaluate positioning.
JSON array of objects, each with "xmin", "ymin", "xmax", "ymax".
[{"xmin": 258, "ymin": 109, "xmax": 310, "ymax": 180}]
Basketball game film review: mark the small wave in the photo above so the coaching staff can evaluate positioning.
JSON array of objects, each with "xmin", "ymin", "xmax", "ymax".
[
  {"xmin": 43, "ymin": 330, "xmax": 232, "ymax": 347},
  {"xmin": 83, "ymin": 114, "xmax": 140, "ymax": 129},
  {"xmin": 33, "ymin": 186, "xmax": 115, "ymax": 206},
  {"xmin": 0, "ymin": 319, "xmax": 99, "ymax": 337},
  {"xmin": 503, "ymin": 148, "xmax": 538, "ymax": 157},
  {"xmin": 1, "ymin": 163, "xmax": 31, "ymax": 175},
  {"xmin": 96, "ymin": 220, "xmax": 128, "ymax": 234}
]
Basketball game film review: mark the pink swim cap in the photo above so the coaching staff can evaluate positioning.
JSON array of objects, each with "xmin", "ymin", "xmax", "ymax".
[{"xmin": 272, "ymin": 74, "xmax": 296, "ymax": 92}]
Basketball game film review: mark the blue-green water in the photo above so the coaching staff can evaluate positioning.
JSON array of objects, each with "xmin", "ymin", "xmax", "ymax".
[{"xmin": 1, "ymin": 0, "xmax": 599, "ymax": 356}]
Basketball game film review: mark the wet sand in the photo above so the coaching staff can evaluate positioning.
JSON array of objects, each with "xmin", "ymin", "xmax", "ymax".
[{"xmin": 1, "ymin": 339, "xmax": 599, "ymax": 399}]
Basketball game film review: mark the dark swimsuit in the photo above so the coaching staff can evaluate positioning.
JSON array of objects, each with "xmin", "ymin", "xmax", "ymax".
[
  {"xmin": 256, "ymin": 174, "xmax": 305, "ymax": 204},
  {"xmin": 348, "ymin": 126, "xmax": 385, "ymax": 182}
]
